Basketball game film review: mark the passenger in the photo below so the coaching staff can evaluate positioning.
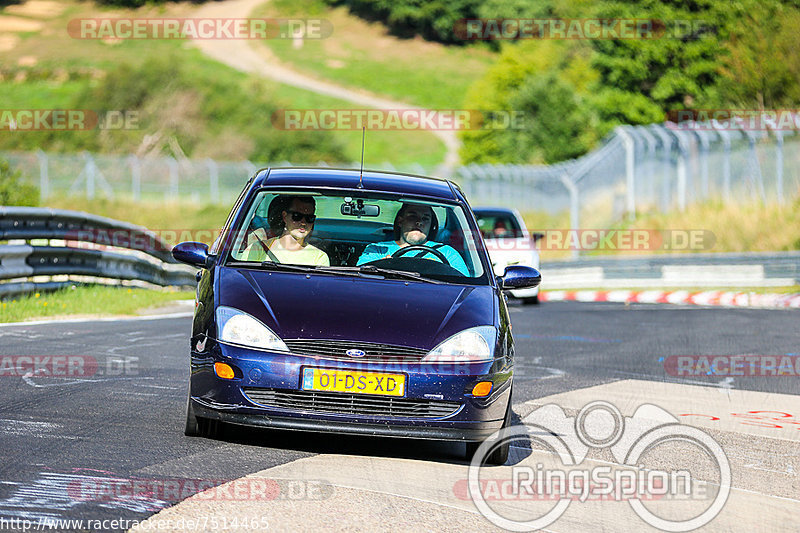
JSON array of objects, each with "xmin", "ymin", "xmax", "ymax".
[
  {"xmin": 492, "ymin": 219, "xmax": 513, "ymax": 238},
  {"xmin": 243, "ymin": 195, "xmax": 329, "ymax": 266},
  {"xmin": 357, "ymin": 204, "xmax": 468, "ymax": 275}
]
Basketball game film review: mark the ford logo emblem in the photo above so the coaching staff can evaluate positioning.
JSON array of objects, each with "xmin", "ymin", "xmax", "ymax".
[{"xmin": 346, "ymin": 349, "xmax": 366, "ymax": 358}]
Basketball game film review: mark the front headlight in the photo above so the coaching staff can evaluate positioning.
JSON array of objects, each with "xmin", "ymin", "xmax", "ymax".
[
  {"xmin": 216, "ymin": 306, "xmax": 289, "ymax": 352},
  {"xmin": 422, "ymin": 326, "xmax": 497, "ymax": 363}
]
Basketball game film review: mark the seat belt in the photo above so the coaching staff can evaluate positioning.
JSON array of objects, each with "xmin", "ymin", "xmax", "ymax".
[{"xmin": 255, "ymin": 235, "xmax": 281, "ymax": 263}]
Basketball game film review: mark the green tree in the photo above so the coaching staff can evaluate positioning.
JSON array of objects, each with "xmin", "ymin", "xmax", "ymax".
[
  {"xmin": 508, "ymin": 73, "xmax": 597, "ymax": 164},
  {"xmin": 585, "ymin": 0, "xmax": 728, "ymax": 124},
  {"xmin": 718, "ymin": 0, "xmax": 800, "ymax": 108},
  {"xmin": 461, "ymin": 0, "xmax": 780, "ymax": 164},
  {"xmin": 459, "ymin": 39, "xmax": 601, "ymax": 164},
  {"xmin": 323, "ymin": 0, "xmax": 481, "ymax": 43}
]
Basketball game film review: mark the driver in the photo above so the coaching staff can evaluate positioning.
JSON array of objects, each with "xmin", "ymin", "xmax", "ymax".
[{"xmin": 357, "ymin": 203, "xmax": 468, "ymax": 275}]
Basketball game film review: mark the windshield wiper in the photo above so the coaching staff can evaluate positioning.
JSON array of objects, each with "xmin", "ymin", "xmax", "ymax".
[
  {"xmin": 355, "ymin": 265, "xmax": 443, "ymax": 284},
  {"xmin": 242, "ymin": 261, "xmax": 441, "ymax": 283},
  {"xmin": 258, "ymin": 261, "xmax": 317, "ymax": 273},
  {"xmin": 255, "ymin": 262, "xmax": 368, "ymax": 277}
]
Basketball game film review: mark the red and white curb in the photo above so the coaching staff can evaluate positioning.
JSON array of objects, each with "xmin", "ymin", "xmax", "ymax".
[{"xmin": 539, "ymin": 290, "xmax": 800, "ymax": 308}]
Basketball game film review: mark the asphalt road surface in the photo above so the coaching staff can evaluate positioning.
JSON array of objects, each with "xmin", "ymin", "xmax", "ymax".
[{"xmin": 0, "ymin": 302, "xmax": 798, "ymax": 532}]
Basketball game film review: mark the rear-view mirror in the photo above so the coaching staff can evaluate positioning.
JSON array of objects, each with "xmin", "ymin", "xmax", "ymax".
[{"xmin": 341, "ymin": 199, "xmax": 380, "ymax": 217}]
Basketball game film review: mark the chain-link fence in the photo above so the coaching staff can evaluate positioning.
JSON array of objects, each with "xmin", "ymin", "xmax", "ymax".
[
  {"xmin": 1, "ymin": 152, "xmax": 436, "ymax": 207},
  {"xmin": 5, "ymin": 118, "xmax": 800, "ymax": 234},
  {"xmin": 456, "ymin": 121, "xmax": 800, "ymax": 227}
]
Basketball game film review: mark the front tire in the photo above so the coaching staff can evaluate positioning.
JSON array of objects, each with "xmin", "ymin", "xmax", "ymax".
[
  {"xmin": 185, "ymin": 395, "xmax": 220, "ymax": 438},
  {"xmin": 185, "ymin": 395, "xmax": 200, "ymax": 436},
  {"xmin": 465, "ymin": 394, "xmax": 512, "ymax": 465},
  {"xmin": 522, "ymin": 295, "xmax": 540, "ymax": 305}
]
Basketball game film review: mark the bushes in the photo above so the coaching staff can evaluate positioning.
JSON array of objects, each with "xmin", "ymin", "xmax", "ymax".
[
  {"xmin": 0, "ymin": 159, "xmax": 38, "ymax": 206},
  {"xmin": 323, "ymin": 0, "xmax": 481, "ymax": 43}
]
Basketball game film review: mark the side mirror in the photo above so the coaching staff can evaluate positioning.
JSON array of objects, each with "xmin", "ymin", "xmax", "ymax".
[
  {"xmin": 531, "ymin": 232, "xmax": 545, "ymax": 243},
  {"xmin": 173, "ymin": 241, "xmax": 213, "ymax": 268},
  {"xmin": 500, "ymin": 265, "xmax": 541, "ymax": 290}
]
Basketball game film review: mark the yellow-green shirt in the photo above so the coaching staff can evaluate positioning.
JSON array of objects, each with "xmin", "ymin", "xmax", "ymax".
[{"xmin": 243, "ymin": 237, "xmax": 329, "ymax": 266}]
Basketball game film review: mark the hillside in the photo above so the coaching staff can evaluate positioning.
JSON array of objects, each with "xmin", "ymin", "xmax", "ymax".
[{"xmin": 0, "ymin": 0, "xmax": 448, "ymax": 167}]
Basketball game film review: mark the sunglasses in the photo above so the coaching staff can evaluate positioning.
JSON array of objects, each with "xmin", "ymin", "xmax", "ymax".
[{"xmin": 287, "ymin": 210, "xmax": 316, "ymax": 224}]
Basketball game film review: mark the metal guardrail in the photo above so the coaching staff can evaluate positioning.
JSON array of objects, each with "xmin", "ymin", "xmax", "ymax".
[
  {"xmin": 0, "ymin": 207, "xmax": 196, "ymax": 298},
  {"xmin": 539, "ymin": 252, "xmax": 800, "ymax": 289}
]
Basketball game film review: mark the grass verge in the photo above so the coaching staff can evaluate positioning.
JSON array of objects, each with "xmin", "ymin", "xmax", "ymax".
[
  {"xmin": 0, "ymin": 285, "xmax": 193, "ymax": 323},
  {"xmin": 252, "ymin": 0, "xmax": 496, "ymax": 110},
  {"xmin": 522, "ymin": 199, "xmax": 800, "ymax": 261},
  {"xmin": 628, "ymin": 200, "xmax": 800, "ymax": 253},
  {"xmin": 43, "ymin": 197, "xmax": 233, "ymax": 242}
]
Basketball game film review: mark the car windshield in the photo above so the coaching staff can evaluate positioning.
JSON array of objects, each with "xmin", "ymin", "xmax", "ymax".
[
  {"xmin": 475, "ymin": 212, "xmax": 523, "ymax": 239},
  {"xmin": 225, "ymin": 190, "xmax": 488, "ymax": 283}
]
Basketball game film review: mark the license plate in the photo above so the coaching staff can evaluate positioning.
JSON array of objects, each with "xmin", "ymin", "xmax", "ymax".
[{"xmin": 301, "ymin": 368, "xmax": 405, "ymax": 397}]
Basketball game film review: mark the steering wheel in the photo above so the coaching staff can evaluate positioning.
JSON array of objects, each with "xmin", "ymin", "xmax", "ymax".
[{"xmin": 391, "ymin": 245, "xmax": 451, "ymax": 265}]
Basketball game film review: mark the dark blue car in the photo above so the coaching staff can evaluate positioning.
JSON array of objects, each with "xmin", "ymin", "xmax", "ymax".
[{"xmin": 173, "ymin": 167, "xmax": 540, "ymax": 464}]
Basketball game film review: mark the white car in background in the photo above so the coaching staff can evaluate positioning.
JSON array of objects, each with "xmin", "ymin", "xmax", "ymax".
[{"xmin": 473, "ymin": 207, "xmax": 543, "ymax": 304}]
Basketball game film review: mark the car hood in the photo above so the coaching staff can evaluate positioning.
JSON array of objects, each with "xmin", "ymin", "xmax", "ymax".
[{"xmin": 217, "ymin": 267, "xmax": 497, "ymax": 349}]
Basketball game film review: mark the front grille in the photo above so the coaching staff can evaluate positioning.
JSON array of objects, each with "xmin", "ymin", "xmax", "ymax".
[
  {"xmin": 284, "ymin": 339, "xmax": 428, "ymax": 362},
  {"xmin": 242, "ymin": 388, "xmax": 461, "ymax": 419}
]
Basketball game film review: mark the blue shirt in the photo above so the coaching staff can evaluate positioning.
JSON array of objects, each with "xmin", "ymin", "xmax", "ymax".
[{"xmin": 357, "ymin": 241, "xmax": 469, "ymax": 276}]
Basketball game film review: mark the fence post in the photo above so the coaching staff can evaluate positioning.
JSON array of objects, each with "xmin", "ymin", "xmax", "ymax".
[
  {"xmin": 129, "ymin": 155, "xmax": 141, "ymax": 201},
  {"xmin": 456, "ymin": 166, "xmax": 475, "ymax": 200},
  {"xmin": 206, "ymin": 158, "xmax": 219, "ymax": 203},
  {"xmin": 167, "ymin": 157, "xmax": 179, "ymax": 200},
  {"xmin": 717, "ymin": 127, "xmax": 732, "ymax": 201},
  {"xmin": 512, "ymin": 165, "xmax": 525, "ymax": 211},
  {"xmin": 83, "ymin": 151, "xmax": 95, "ymax": 200},
  {"xmin": 559, "ymin": 173, "xmax": 580, "ymax": 260},
  {"xmin": 692, "ymin": 128, "xmax": 712, "ymax": 199},
  {"xmin": 742, "ymin": 130, "xmax": 766, "ymax": 203},
  {"xmin": 665, "ymin": 127, "xmax": 691, "ymax": 211},
  {"xmin": 635, "ymin": 127, "xmax": 658, "ymax": 207},
  {"xmin": 243, "ymin": 160, "xmax": 257, "ymax": 178},
  {"xmin": 617, "ymin": 127, "xmax": 636, "ymax": 220},
  {"xmin": 775, "ymin": 130, "xmax": 785, "ymax": 204},
  {"xmin": 36, "ymin": 150, "xmax": 49, "ymax": 202}
]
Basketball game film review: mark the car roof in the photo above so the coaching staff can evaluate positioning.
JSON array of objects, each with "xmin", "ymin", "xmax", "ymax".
[
  {"xmin": 253, "ymin": 167, "xmax": 461, "ymax": 201},
  {"xmin": 472, "ymin": 207, "xmax": 520, "ymax": 217}
]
